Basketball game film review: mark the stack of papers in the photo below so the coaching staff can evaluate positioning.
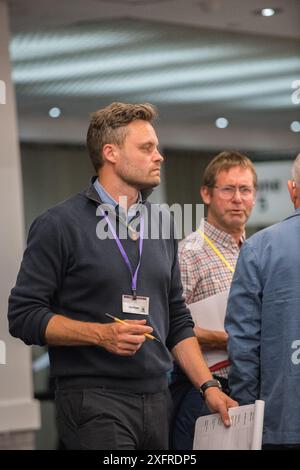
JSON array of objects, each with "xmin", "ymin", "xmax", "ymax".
[
  {"xmin": 193, "ymin": 400, "xmax": 265, "ymax": 450},
  {"xmin": 188, "ymin": 290, "xmax": 229, "ymax": 368}
]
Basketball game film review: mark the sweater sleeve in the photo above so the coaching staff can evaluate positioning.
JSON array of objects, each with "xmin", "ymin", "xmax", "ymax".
[
  {"xmin": 8, "ymin": 210, "xmax": 68, "ymax": 346},
  {"xmin": 166, "ymin": 235, "xmax": 195, "ymax": 351}
]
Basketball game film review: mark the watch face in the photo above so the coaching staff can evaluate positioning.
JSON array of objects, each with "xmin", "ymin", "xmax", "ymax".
[{"xmin": 214, "ymin": 380, "xmax": 222, "ymax": 389}]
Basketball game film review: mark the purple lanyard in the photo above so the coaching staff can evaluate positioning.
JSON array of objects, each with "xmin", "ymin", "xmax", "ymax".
[{"xmin": 100, "ymin": 209, "xmax": 144, "ymax": 299}]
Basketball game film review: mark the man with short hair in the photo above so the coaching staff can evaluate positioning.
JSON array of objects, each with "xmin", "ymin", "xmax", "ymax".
[
  {"xmin": 171, "ymin": 151, "xmax": 256, "ymax": 449},
  {"xmin": 225, "ymin": 154, "xmax": 300, "ymax": 449},
  {"xmin": 8, "ymin": 103, "xmax": 236, "ymax": 450}
]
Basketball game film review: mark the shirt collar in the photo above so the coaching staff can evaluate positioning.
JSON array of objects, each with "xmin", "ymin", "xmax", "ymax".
[
  {"xmin": 202, "ymin": 219, "xmax": 245, "ymax": 249},
  {"xmin": 86, "ymin": 176, "xmax": 153, "ymax": 204},
  {"xmin": 93, "ymin": 178, "xmax": 118, "ymax": 207},
  {"xmin": 93, "ymin": 178, "xmax": 142, "ymax": 220}
]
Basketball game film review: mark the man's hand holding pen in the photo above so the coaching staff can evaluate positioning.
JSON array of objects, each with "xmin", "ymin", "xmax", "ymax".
[{"xmin": 98, "ymin": 318, "xmax": 154, "ymax": 356}]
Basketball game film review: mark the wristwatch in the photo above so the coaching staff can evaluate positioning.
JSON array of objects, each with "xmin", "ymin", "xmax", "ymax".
[{"xmin": 200, "ymin": 379, "xmax": 222, "ymax": 396}]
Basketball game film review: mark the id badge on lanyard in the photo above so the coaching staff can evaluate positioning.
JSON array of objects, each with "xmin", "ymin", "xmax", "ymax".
[
  {"xmin": 122, "ymin": 294, "xmax": 149, "ymax": 315},
  {"xmin": 100, "ymin": 208, "xmax": 150, "ymax": 315}
]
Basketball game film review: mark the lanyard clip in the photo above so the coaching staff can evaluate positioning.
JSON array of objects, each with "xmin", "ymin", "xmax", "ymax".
[{"xmin": 132, "ymin": 289, "xmax": 137, "ymax": 300}]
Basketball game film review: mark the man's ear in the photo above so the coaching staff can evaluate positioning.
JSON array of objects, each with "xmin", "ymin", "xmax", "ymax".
[
  {"xmin": 102, "ymin": 143, "xmax": 118, "ymax": 164},
  {"xmin": 287, "ymin": 180, "xmax": 296, "ymax": 205},
  {"xmin": 200, "ymin": 186, "xmax": 212, "ymax": 205}
]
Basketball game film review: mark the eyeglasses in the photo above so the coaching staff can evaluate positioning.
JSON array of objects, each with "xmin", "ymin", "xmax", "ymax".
[{"xmin": 212, "ymin": 185, "xmax": 256, "ymax": 200}]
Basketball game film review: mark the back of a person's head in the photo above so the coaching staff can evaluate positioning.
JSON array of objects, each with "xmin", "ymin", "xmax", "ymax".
[
  {"xmin": 86, "ymin": 102, "xmax": 157, "ymax": 172},
  {"xmin": 202, "ymin": 151, "xmax": 257, "ymax": 188}
]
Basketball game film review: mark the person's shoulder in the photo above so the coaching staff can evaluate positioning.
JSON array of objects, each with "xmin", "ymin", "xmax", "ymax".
[
  {"xmin": 32, "ymin": 192, "xmax": 86, "ymax": 227},
  {"xmin": 179, "ymin": 230, "xmax": 203, "ymax": 255},
  {"xmin": 247, "ymin": 215, "xmax": 296, "ymax": 247},
  {"xmin": 49, "ymin": 192, "xmax": 88, "ymax": 213},
  {"xmin": 244, "ymin": 226, "xmax": 272, "ymax": 251}
]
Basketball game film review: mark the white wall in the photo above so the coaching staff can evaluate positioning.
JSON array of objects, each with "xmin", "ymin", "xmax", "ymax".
[
  {"xmin": 18, "ymin": 115, "xmax": 300, "ymax": 153},
  {"xmin": 249, "ymin": 161, "xmax": 294, "ymax": 226},
  {"xmin": 0, "ymin": 0, "xmax": 40, "ymax": 435}
]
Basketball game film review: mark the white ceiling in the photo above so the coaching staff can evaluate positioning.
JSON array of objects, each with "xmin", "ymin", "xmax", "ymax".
[
  {"xmin": 6, "ymin": 0, "xmax": 300, "ymax": 148},
  {"xmin": 8, "ymin": 0, "xmax": 300, "ymax": 39}
]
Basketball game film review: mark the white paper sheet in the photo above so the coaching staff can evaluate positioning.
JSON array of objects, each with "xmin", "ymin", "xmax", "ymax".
[
  {"xmin": 193, "ymin": 400, "xmax": 265, "ymax": 450},
  {"xmin": 188, "ymin": 290, "xmax": 229, "ymax": 367}
]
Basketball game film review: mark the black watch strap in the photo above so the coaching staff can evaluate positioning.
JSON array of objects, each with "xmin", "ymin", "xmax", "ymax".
[{"xmin": 200, "ymin": 379, "xmax": 222, "ymax": 396}]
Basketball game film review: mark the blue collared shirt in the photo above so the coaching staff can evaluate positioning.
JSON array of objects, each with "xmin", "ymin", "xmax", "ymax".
[{"xmin": 93, "ymin": 178, "xmax": 141, "ymax": 222}]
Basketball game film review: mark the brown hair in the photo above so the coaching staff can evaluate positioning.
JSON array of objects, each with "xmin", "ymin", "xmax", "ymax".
[
  {"xmin": 86, "ymin": 102, "xmax": 157, "ymax": 172},
  {"xmin": 202, "ymin": 151, "xmax": 257, "ymax": 188}
]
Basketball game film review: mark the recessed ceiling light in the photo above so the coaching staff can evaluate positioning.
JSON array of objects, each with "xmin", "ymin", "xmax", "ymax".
[
  {"xmin": 261, "ymin": 8, "xmax": 275, "ymax": 17},
  {"xmin": 290, "ymin": 121, "xmax": 300, "ymax": 133},
  {"xmin": 215, "ymin": 117, "xmax": 229, "ymax": 129},
  {"xmin": 49, "ymin": 107, "xmax": 61, "ymax": 118},
  {"xmin": 253, "ymin": 7, "xmax": 282, "ymax": 17}
]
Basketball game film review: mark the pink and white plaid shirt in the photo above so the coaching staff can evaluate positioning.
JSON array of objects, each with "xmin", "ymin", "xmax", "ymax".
[{"xmin": 178, "ymin": 219, "xmax": 244, "ymax": 376}]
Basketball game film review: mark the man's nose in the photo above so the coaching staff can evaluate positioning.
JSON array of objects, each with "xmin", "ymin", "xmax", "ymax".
[
  {"xmin": 232, "ymin": 188, "xmax": 243, "ymax": 202},
  {"xmin": 153, "ymin": 149, "xmax": 164, "ymax": 163}
]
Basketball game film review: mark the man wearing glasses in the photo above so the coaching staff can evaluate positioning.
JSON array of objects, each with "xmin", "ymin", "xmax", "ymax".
[{"xmin": 171, "ymin": 151, "xmax": 257, "ymax": 449}]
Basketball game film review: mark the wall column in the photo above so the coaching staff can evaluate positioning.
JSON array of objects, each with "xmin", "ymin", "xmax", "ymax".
[{"xmin": 0, "ymin": 0, "xmax": 40, "ymax": 449}]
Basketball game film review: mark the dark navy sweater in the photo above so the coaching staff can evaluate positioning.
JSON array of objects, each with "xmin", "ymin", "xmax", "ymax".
[{"xmin": 8, "ymin": 180, "xmax": 194, "ymax": 393}]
